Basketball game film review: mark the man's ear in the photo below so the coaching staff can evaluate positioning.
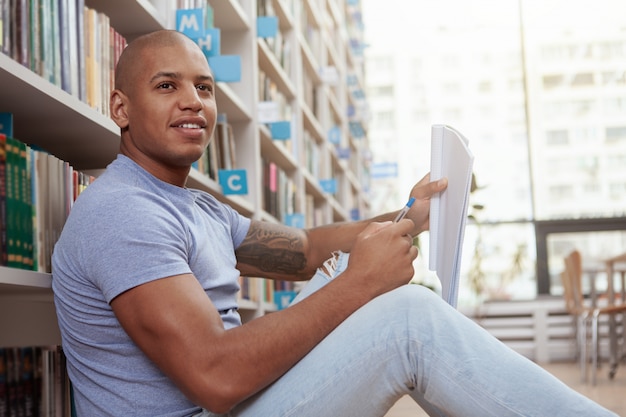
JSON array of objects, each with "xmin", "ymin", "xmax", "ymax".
[{"xmin": 110, "ymin": 90, "xmax": 130, "ymax": 129}]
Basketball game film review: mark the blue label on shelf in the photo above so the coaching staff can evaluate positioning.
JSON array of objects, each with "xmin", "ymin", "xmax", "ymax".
[
  {"xmin": 274, "ymin": 290, "xmax": 297, "ymax": 310},
  {"xmin": 196, "ymin": 28, "xmax": 220, "ymax": 58},
  {"xmin": 285, "ymin": 213, "xmax": 305, "ymax": 228},
  {"xmin": 176, "ymin": 9, "xmax": 205, "ymax": 38},
  {"xmin": 208, "ymin": 55, "xmax": 242, "ymax": 83},
  {"xmin": 319, "ymin": 178, "xmax": 337, "ymax": 194},
  {"xmin": 350, "ymin": 208, "xmax": 360, "ymax": 221},
  {"xmin": 328, "ymin": 126, "xmax": 341, "ymax": 144},
  {"xmin": 257, "ymin": 16, "xmax": 278, "ymax": 38},
  {"xmin": 337, "ymin": 147, "xmax": 350, "ymax": 159},
  {"xmin": 219, "ymin": 169, "xmax": 248, "ymax": 195},
  {"xmin": 269, "ymin": 121, "xmax": 291, "ymax": 140}
]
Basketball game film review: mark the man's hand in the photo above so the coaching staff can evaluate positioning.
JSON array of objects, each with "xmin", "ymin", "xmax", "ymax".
[
  {"xmin": 405, "ymin": 173, "xmax": 448, "ymax": 236},
  {"xmin": 342, "ymin": 219, "xmax": 418, "ymax": 297}
]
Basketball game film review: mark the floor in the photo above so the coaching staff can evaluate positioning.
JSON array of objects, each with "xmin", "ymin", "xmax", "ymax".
[{"xmin": 384, "ymin": 361, "xmax": 626, "ymax": 416}]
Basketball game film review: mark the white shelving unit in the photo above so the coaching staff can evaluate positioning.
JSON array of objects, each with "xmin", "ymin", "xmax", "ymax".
[{"xmin": 0, "ymin": 0, "xmax": 370, "ymax": 343}]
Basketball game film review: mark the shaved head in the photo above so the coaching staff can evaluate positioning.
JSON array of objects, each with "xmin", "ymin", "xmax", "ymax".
[{"xmin": 115, "ymin": 30, "xmax": 203, "ymax": 95}]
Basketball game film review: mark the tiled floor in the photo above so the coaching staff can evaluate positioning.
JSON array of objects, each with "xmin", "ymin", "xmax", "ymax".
[{"xmin": 384, "ymin": 361, "xmax": 626, "ymax": 416}]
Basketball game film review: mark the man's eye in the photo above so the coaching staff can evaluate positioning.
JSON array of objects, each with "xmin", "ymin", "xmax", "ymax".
[
  {"xmin": 158, "ymin": 82, "xmax": 173, "ymax": 89},
  {"xmin": 197, "ymin": 84, "xmax": 213, "ymax": 93}
]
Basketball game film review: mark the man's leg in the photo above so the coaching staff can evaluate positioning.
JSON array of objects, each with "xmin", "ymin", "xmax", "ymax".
[
  {"xmin": 216, "ymin": 283, "xmax": 614, "ymax": 417},
  {"xmin": 199, "ymin": 253, "xmax": 616, "ymax": 417}
]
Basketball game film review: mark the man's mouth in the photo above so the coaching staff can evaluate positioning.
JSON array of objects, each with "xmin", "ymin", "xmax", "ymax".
[{"xmin": 176, "ymin": 123, "xmax": 203, "ymax": 129}]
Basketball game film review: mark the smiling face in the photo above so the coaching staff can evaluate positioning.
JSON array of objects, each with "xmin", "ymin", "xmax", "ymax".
[{"xmin": 111, "ymin": 30, "xmax": 218, "ymax": 185}]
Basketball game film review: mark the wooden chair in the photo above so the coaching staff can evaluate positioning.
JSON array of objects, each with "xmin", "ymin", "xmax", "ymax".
[{"xmin": 561, "ymin": 250, "xmax": 626, "ymax": 384}]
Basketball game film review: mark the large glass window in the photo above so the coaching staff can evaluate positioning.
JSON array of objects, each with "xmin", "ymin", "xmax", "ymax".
[{"xmin": 363, "ymin": 0, "xmax": 626, "ymax": 305}]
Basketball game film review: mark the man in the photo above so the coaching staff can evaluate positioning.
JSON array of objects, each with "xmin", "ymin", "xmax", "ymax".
[{"xmin": 52, "ymin": 30, "xmax": 616, "ymax": 416}]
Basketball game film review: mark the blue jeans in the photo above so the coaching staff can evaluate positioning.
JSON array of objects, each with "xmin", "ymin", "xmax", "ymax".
[{"xmin": 197, "ymin": 252, "xmax": 617, "ymax": 417}]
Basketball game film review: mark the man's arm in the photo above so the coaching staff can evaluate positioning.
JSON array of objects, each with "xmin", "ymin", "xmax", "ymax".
[
  {"xmin": 235, "ymin": 173, "xmax": 447, "ymax": 281},
  {"xmin": 110, "ymin": 219, "xmax": 417, "ymax": 413}
]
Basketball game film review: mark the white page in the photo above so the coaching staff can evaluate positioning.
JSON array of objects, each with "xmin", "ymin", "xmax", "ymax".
[{"xmin": 429, "ymin": 125, "xmax": 474, "ymax": 307}]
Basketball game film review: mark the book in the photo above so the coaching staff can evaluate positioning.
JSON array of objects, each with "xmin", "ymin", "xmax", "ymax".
[
  {"xmin": 0, "ymin": 135, "xmax": 6, "ymax": 266},
  {"xmin": 428, "ymin": 124, "xmax": 474, "ymax": 308}
]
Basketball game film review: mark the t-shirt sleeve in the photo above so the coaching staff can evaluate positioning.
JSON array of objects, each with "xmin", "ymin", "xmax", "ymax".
[{"xmin": 79, "ymin": 192, "xmax": 193, "ymax": 303}]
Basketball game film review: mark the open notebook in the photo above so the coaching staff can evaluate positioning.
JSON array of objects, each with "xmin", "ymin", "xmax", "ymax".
[{"xmin": 428, "ymin": 125, "xmax": 474, "ymax": 308}]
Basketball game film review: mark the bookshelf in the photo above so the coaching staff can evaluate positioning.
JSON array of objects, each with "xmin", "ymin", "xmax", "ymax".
[{"xmin": 0, "ymin": 0, "xmax": 369, "ymax": 350}]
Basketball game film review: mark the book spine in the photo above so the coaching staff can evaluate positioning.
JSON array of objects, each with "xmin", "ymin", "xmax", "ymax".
[
  {"xmin": 0, "ymin": 348, "xmax": 7, "ymax": 417},
  {"xmin": 29, "ymin": 0, "xmax": 41, "ymax": 75},
  {"xmin": 75, "ymin": 0, "xmax": 85, "ymax": 101},
  {"xmin": 0, "ymin": 134, "xmax": 6, "ymax": 266},
  {"xmin": 5, "ymin": 137, "xmax": 18, "ymax": 268},
  {"xmin": 57, "ymin": 0, "xmax": 71, "ymax": 93}
]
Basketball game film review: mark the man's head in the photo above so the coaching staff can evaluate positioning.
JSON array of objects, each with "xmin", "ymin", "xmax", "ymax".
[{"xmin": 110, "ymin": 30, "xmax": 218, "ymax": 180}]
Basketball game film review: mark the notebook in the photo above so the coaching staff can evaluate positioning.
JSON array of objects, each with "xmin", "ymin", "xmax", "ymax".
[{"xmin": 428, "ymin": 125, "xmax": 474, "ymax": 308}]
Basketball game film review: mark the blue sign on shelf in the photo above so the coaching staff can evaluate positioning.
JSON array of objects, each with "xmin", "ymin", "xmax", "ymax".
[
  {"xmin": 176, "ymin": 9, "xmax": 204, "ymax": 38},
  {"xmin": 274, "ymin": 290, "xmax": 297, "ymax": 310},
  {"xmin": 257, "ymin": 16, "xmax": 278, "ymax": 38},
  {"xmin": 319, "ymin": 178, "xmax": 337, "ymax": 194},
  {"xmin": 219, "ymin": 169, "xmax": 248, "ymax": 195},
  {"xmin": 328, "ymin": 126, "xmax": 341, "ymax": 145},
  {"xmin": 285, "ymin": 213, "xmax": 305, "ymax": 228},
  {"xmin": 196, "ymin": 28, "xmax": 220, "ymax": 58},
  {"xmin": 269, "ymin": 121, "xmax": 291, "ymax": 140},
  {"xmin": 208, "ymin": 55, "xmax": 241, "ymax": 83}
]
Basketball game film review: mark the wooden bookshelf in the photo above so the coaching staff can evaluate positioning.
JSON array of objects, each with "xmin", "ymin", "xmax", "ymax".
[{"xmin": 0, "ymin": 0, "xmax": 370, "ymax": 355}]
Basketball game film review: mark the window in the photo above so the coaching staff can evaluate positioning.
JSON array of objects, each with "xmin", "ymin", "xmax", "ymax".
[
  {"xmin": 546, "ymin": 130, "xmax": 569, "ymax": 146},
  {"xmin": 605, "ymin": 126, "xmax": 626, "ymax": 143},
  {"xmin": 571, "ymin": 72, "xmax": 594, "ymax": 87},
  {"xmin": 543, "ymin": 74, "xmax": 563, "ymax": 89}
]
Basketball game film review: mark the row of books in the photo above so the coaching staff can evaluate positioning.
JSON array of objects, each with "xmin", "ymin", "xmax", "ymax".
[
  {"xmin": 257, "ymin": 0, "xmax": 292, "ymax": 78},
  {"xmin": 0, "ymin": 0, "xmax": 127, "ymax": 116},
  {"xmin": 303, "ymin": 129, "xmax": 321, "ymax": 179},
  {"xmin": 302, "ymin": 71, "xmax": 320, "ymax": 118},
  {"xmin": 238, "ymin": 275, "xmax": 297, "ymax": 308},
  {"xmin": 299, "ymin": 7, "xmax": 322, "ymax": 61},
  {"xmin": 0, "ymin": 346, "xmax": 73, "ymax": 417},
  {"xmin": 0, "ymin": 134, "xmax": 94, "ymax": 272},
  {"xmin": 258, "ymin": 69, "xmax": 292, "ymax": 121},
  {"xmin": 262, "ymin": 158, "xmax": 296, "ymax": 223}
]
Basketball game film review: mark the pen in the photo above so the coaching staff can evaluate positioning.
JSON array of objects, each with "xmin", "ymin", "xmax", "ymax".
[{"xmin": 394, "ymin": 197, "xmax": 415, "ymax": 222}]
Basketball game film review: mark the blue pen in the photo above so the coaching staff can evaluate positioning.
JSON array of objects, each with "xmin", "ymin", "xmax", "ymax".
[{"xmin": 394, "ymin": 197, "xmax": 415, "ymax": 222}]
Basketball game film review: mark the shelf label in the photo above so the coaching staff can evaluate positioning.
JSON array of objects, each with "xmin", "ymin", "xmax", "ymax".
[
  {"xmin": 269, "ymin": 121, "xmax": 291, "ymax": 140},
  {"xmin": 350, "ymin": 208, "xmax": 360, "ymax": 221},
  {"xmin": 285, "ymin": 213, "xmax": 305, "ymax": 228},
  {"xmin": 319, "ymin": 66, "xmax": 339, "ymax": 86},
  {"xmin": 196, "ymin": 28, "xmax": 220, "ymax": 58},
  {"xmin": 274, "ymin": 290, "xmax": 297, "ymax": 310},
  {"xmin": 176, "ymin": 9, "xmax": 204, "ymax": 38},
  {"xmin": 337, "ymin": 147, "xmax": 350, "ymax": 160},
  {"xmin": 319, "ymin": 178, "xmax": 337, "ymax": 194},
  {"xmin": 219, "ymin": 169, "xmax": 248, "ymax": 195},
  {"xmin": 328, "ymin": 126, "xmax": 341, "ymax": 145},
  {"xmin": 257, "ymin": 101, "xmax": 280, "ymax": 123},
  {"xmin": 257, "ymin": 16, "xmax": 278, "ymax": 38},
  {"xmin": 208, "ymin": 55, "xmax": 241, "ymax": 83}
]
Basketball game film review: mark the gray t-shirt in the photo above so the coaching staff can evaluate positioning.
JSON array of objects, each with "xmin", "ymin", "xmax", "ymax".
[{"xmin": 52, "ymin": 155, "xmax": 251, "ymax": 416}]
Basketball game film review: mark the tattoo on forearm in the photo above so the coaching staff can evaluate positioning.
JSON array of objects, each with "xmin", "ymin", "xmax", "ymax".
[{"xmin": 236, "ymin": 224, "xmax": 307, "ymax": 275}]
